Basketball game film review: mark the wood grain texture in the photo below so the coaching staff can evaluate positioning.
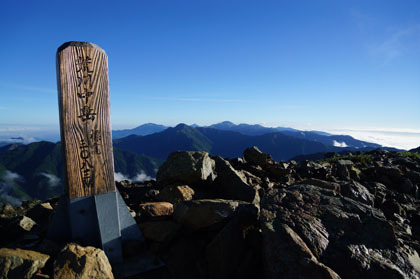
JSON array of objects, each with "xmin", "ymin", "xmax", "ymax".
[{"xmin": 56, "ymin": 41, "xmax": 115, "ymax": 198}]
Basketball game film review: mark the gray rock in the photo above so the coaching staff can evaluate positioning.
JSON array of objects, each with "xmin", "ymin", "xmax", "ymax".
[
  {"xmin": 173, "ymin": 199, "xmax": 258, "ymax": 230},
  {"xmin": 212, "ymin": 156, "xmax": 260, "ymax": 204},
  {"xmin": 243, "ymin": 146, "xmax": 274, "ymax": 166},
  {"xmin": 260, "ymin": 184, "xmax": 420, "ymax": 278},
  {"xmin": 157, "ymin": 151, "xmax": 216, "ymax": 185},
  {"xmin": 301, "ymin": 178, "xmax": 340, "ymax": 192},
  {"xmin": 340, "ymin": 181, "xmax": 375, "ymax": 206},
  {"xmin": 336, "ymin": 160, "xmax": 353, "ymax": 180},
  {"xmin": 260, "ymin": 222, "xmax": 340, "ymax": 279}
]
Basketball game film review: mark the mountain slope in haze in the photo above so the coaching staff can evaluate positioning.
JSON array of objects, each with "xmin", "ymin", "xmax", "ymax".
[
  {"xmin": 111, "ymin": 121, "xmax": 382, "ymax": 151},
  {"xmin": 197, "ymin": 127, "xmax": 339, "ymax": 161},
  {"xmin": 112, "ymin": 123, "xmax": 168, "ymax": 139},
  {"xmin": 115, "ymin": 124, "xmax": 347, "ymax": 161},
  {"xmin": 0, "ymin": 142, "xmax": 161, "ymax": 204},
  {"xmin": 280, "ymin": 130, "xmax": 381, "ymax": 149},
  {"xmin": 208, "ymin": 121, "xmax": 299, "ymax": 136},
  {"xmin": 410, "ymin": 146, "xmax": 420, "ymax": 153},
  {"xmin": 207, "ymin": 121, "xmax": 380, "ymax": 149},
  {"xmin": 114, "ymin": 124, "xmax": 213, "ymax": 160}
]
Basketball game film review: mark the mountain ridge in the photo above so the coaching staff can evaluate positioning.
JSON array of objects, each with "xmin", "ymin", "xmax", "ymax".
[{"xmin": 114, "ymin": 124, "xmax": 382, "ymax": 162}]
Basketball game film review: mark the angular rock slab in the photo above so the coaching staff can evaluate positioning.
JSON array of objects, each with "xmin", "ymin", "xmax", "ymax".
[{"xmin": 260, "ymin": 184, "xmax": 420, "ymax": 279}]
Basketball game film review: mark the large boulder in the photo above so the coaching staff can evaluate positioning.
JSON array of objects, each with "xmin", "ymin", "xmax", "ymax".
[
  {"xmin": 212, "ymin": 156, "xmax": 260, "ymax": 204},
  {"xmin": 0, "ymin": 248, "xmax": 50, "ymax": 279},
  {"xmin": 157, "ymin": 151, "xmax": 216, "ymax": 185},
  {"xmin": 261, "ymin": 222, "xmax": 340, "ymax": 279},
  {"xmin": 243, "ymin": 146, "xmax": 291, "ymax": 178},
  {"xmin": 54, "ymin": 243, "xmax": 114, "ymax": 279},
  {"xmin": 243, "ymin": 146, "xmax": 275, "ymax": 166},
  {"xmin": 261, "ymin": 184, "xmax": 419, "ymax": 279},
  {"xmin": 173, "ymin": 199, "xmax": 259, "ymax": 230}
]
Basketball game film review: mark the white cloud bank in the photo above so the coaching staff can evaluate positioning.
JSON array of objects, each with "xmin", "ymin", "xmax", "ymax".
[
  {"xmin": 326, "ymin": 128, "xmax": 420, "ymax": 150},
  {"xmin": 114, "ymin": 171, "xmax": 153, "ymax": 183}
]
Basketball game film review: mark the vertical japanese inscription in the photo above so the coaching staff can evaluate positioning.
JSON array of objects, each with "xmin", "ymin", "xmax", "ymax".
[
  {"xmin": 75, "ymin": 55, "xmax": 97, "ymax": 190},
  {"xmin": 57, "ymin": 42, "xmax": 115, "ymax": 198}
]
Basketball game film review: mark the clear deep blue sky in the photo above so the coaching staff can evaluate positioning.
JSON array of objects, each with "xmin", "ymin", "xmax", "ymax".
[{"xmin": 0, "ymin": 1, "xmax": 419, "ymax": 136}]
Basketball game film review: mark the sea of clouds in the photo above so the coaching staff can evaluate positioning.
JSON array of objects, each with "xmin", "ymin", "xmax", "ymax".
[{"xmin": 326, "ymin": 128, "xmax": 420, "ymax": 150}]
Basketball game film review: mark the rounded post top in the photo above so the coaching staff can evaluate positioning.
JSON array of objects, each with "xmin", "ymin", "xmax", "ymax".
[{"xmin": 57, "ymin": 41, "xmax": 106, "ymax": 54}]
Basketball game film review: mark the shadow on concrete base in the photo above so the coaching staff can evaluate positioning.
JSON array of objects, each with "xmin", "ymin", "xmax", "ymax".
[{"xmin": 47, "ymin": 190, "xmax": 163, "ymax": 277}]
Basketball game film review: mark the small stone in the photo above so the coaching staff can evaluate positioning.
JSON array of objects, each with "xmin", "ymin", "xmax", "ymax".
[
  {"xmin": 15, "ymin": 216, "xmax": 37, "ymax": 232},
  {"xmin": 1, "ymin": 204, "xmax": 18, "ymax": 218}
]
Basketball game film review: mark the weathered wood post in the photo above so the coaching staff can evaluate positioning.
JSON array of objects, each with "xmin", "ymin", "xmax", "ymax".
[
  {"xmin": 48, "ymin": 42, "xmax": 158, "ymax": 271},
  {"xmin": 57, "ymin": 41, "xmax": 114, "ymax": 198}
]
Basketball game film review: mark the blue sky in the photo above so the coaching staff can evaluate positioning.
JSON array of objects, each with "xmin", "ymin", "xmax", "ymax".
[{"xmin": 0, "ymin": 0, "xmax": 419, "ymax": 148}]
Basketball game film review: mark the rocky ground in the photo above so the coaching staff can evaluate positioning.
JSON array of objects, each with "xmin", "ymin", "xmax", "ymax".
[{"xmin": 1, "ymin": 147, "xmax": 420, "ymax": 278}]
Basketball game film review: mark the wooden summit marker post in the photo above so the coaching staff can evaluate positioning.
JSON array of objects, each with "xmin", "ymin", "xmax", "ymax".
[
  {"xmin": 57, "ymin": 41, "xmax": 114, "ymax": 198},
  {"xmin": 49, "ymin": 42, "xmax": 156, "ymax": 270}
]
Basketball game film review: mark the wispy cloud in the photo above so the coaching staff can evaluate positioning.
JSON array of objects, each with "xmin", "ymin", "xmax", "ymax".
[
  {"xmin": 132, "ymin": 172, "xmax": 152, "ymax": 182},
  {"xmin": 0, "ymin": 170, "xmax": 26, "ymax": 205},
  {"xmin": 114, "ymin": 172, "xmax": 130, "ymax": 181},
  {"xmin": 38, "ymin": 172, "xmax": 61, "ymax": 188},
  {"xmin": 371, "ymin": 25, "xmax": 420, "ymax": 64},
  {"xmin": 146, "ymin": 96, "xmax": 252, "ymax": 103},
  {"xmin": 2, "ymin": 170, "xmax": 25, "ymax": 184},
  {"xmin": 114, "ymin": 171, "xmax": 154, "ymax": 182},
  {"xmin": 0, "ymin": 81, "xmax": 56, "ymax": 94}
]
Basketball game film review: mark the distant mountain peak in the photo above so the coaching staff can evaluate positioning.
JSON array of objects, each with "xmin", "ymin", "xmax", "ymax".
[
  {"xmin": 112, "ymin": 123, "xmax": 168, "ymax": 139},
  {"xmin": 212, "ymin": 121, "xmax": 236, "ymax": 127},
  {"xmin": 174, "ymin": 123, "xmax": 191, "ymax": 129}
]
